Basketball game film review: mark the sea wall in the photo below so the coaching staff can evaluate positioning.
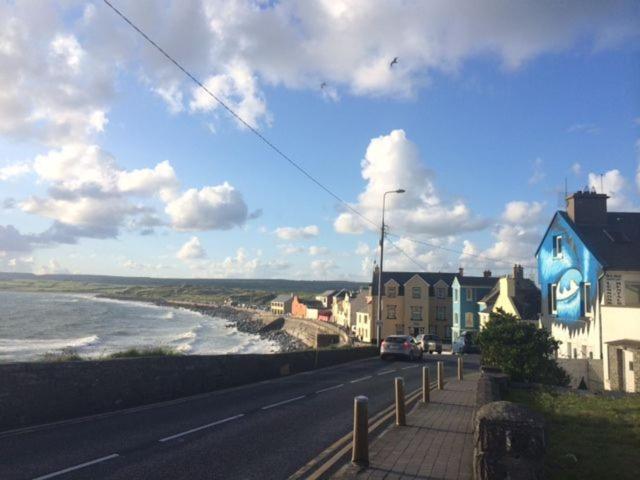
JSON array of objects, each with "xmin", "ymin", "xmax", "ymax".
[{"xmin": 0, "ymin": 347, "xmax": 377, "ymax": 431}]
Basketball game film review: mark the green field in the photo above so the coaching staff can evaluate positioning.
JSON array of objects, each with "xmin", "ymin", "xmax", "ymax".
[{"xmin": 508, "ymin": 388, "xmax": 640, "ymax": 480}]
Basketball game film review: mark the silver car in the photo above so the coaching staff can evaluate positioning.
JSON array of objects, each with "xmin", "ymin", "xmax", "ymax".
[
  {"xmin": 380, "ymin": 335, "xmax": 423, "ymax": 361},
  {"xmin": 416, "ymin": 334, "xmax": 443, "ymax": 354}
]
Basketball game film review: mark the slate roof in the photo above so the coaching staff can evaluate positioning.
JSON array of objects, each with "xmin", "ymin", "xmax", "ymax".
[
  {"xmin": 299, "ymin": 299, "xmax": 324, "ymax": 309},
  {"xmin": 558, "ymin": 211, "xmax": 640, "ymax": 270},
  {"xmin": 371, "ymin": 271, "xmax": 458, "ymax": 296},
  {"xmin": 319, "ymin": 289, "xmax": 337, "ymax": 297},
  {"xmin": 478, "ymin": 284, "xmax": 499, "ymax": 307},
  {"xmin": 456, "ymin": 276, "xmax": 498, "ymax": 287},
  {"xmin": 271, "ymin": 294, "xmax": 292, "ymax": 303}
]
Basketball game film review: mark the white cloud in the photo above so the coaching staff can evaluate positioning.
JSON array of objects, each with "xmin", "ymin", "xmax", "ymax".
[
  {"xmin": 274, "ymin": 225, "xmax": 320, "ymax": 240},
  {"xmin": 334, "ymin": 129, "xmax": 487, "ymax": 237},
  {"xmin": 0, "ymin": 162, "xmax": 30, "ymax": 181},
  {"xmin": 355, "ymin": 242, "xmax": 372, "ymax": 256},
  {"xmin": 35, "ymin": 259, "xmax": 69, "ymax": 275},
  {"xmin": 567, "ymin": 123, "xmax": 600, "ymax": 134},
  {"xmin": 278, "ymin": 244, "xmax": 305, "ymax": 255},
  {"xmin": 588, "ymin": 169, "xmax": 636, "ymax": 210},
  {"xmin": 192, "ymin": 248, "xmax": 290, "ymax": 278},
  {"xmin": 309, "ymin": 245, "xmax": 329, "ymax": 256},
  {"xmin": 165, "ymin": 183, "xmax": 251, "ymax": 231},
  {"xmin": 310, "ymin": 259, "xmax": 338, "ymax": 279},
  {"xmin": 502, "ymin": 201, "xmax": 545, "ymax": 225},
  {"xmin": 571, "ymin": 162, "xmax": 582, "ymax": 176},
  {"xmin": 177, "ymin": 236, "xmax": 207, "ymax": 260},
  {"xmin": 528, "ymin": 158, "xmax": 545, "ymax": 185}
]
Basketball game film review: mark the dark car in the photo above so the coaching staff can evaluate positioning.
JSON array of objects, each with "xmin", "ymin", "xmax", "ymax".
[
  {"xmin": 416, "ymin": 333, "xmax": 442, "ymax": 354},
  {"xmin": 452, "ymin": 331, "xmax": 480, "ymax": 354},
  {"xmin": 380, "ymin": 335, "xmax": 423, "ymax": 361}
]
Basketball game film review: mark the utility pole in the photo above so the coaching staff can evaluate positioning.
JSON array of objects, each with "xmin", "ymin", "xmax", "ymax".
[{"xmin": 376, "ymin": 189, "xmax": 405, "ymax": 347}]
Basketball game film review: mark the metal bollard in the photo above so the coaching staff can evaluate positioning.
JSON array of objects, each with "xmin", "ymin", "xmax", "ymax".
[
  {"xmin": 422, "ymin": 366, "xmax": 430, "ymax": 404},
  {"xmin": 458, "ymin": 355, "xmax": 464, "ymax": 381},
  {"xmin": 351, "ymin": 396, "xmax": 369, "ymax": 466},
  {"xmin": 395, "ymin": 377, "xmax": 406, "ymax": 426},
  {"xmin": 437, "ymin": 361, "xmax": 444, "ymax": 390}
]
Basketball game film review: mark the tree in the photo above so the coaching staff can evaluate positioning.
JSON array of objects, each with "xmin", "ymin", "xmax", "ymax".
[{"xmin": 478, "ymin": 308, "xmax": 569, "ymax": 386}]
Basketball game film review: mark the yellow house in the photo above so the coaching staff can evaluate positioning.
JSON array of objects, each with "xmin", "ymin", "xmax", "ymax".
[
  {"xmin": 371, "ymin": 268, "xmax": 456, "ymax": 342},
  {"xmin": 478, "ymin": 267, "xmax": 541, "ymax": 328}
]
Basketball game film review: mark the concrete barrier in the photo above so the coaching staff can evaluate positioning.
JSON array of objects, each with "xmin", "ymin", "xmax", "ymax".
[{"xmin": 0, "ymin": 347, "xmax": 378, "ymax": 431}]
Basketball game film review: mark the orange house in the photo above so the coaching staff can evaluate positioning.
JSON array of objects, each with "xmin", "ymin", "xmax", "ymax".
[{"xmin": 291, "ymin": 295, "xmax": 308, "ymax": 318}]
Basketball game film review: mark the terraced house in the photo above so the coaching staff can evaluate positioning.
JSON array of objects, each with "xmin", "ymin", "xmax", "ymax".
[
  {"xmin": 451, "ymin": 269, "xmax": 497, "ymax": 342},
  {"xmin": 371, "ymin": 267, "xmax": 456, "ymax": 341}
]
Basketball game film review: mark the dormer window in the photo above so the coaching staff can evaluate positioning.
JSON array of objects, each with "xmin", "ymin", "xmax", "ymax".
[
  {"xmin": 386, "ymin": 285, "xmax": 397, "ymax": 298},
  {"xmin": 553, "ymin": 235, "xmax": 563, "ymax": 258}
]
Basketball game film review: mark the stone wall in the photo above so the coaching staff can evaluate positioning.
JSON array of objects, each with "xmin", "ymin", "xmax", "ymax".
[
  {"xmin": 607, "ymin": 345, "xmax": 640, "ymax": 392},
  {"xmin": 0, "ymin": 347, "xmax": 377, "ymax": 431},
  {"xmin": 282, "ymin": 317, "xmax": 350, "ymax": 347},
  {"xmin": 556, "ymin": 358, "xmax": 603, "ymax": 391}
]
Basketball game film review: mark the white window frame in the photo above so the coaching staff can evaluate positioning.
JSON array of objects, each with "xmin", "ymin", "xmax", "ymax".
[
  {"xmin": 386, "ymin": 304, "xmax": 397, "ymax": 319},
  {"xmin": 554, "ymin": 235, "xmax": 563, "ymax": 258},
  {"xmin": 454, "ymin": 312, "xmax": 459, "ymax": 325},
  {"xmin": 412, "ymin": 286, "xmax": 421, "ymax": 299},
  {"xmin": 453, "ymin": 289, "xmax": 459, "ymax": 302},
  {"xmin": 436, "ymin": 287, "xmax": 446, "ymax": 299},
  {"xmin": 386, "ymin": 285, "xmax": 397, "ymax": 298},
  {"xmin": 410, "ymin": 305, "xmax": 422, "ymax": 321},
  {"xmin": 550, "ymin": 283, "xmax": 557, "ymax": 315}
]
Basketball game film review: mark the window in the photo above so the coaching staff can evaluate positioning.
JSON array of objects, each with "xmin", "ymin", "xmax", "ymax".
[
  {"xmin": 583, "ymin": 283, "xmax": 592, "ymax": 314},
  {"xmin": 466, "ymin": 288, "xmax": 473, "ymax": 301},
  {"xmin": 553, "ymin": 235, "xmax": 563, "ymax": 258},
  {"xmin": 548, "ymin": 283, "xmax": 557, "ymax": 314},
  {"xmin": 453, "ymin": 289, "xmax": 459, "ymax": 302},
  {"xmin": 395, "ymin": 323, "xmax": 404, "ymax": 335},
  {"xmin": 386, "ymin": 305, "xmax": 396, "ymax": 319},
  {"xmin": 625, "ymin": 282, "xmax": 640, "ymax": 306},
  {"xmin": 412, "ymin": 286, "xmax": 421, "ymax": 299},
  {"xmin": 410, "ymin": 306, "xmax": 422, "ymax": 321},
  {"xmin": 386, "ymin": 285, "xmax": 397, "ymax": 298},
  {"xmin": 454, "ymin": 312, "xmax": 459, "ymax": 325},
  {"xmin": 465, "ymin": 312, "xmax": 474, "ymax": 328},
  {"xmin": 436, "ymin": 306, "xmax": 446, "ymax": 321},
  {"xmin": 436, "ymin": 287, "xmax": 446, "ymax": 299}
]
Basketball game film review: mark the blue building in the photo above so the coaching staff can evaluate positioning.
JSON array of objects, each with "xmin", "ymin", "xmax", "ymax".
[
  {"xmin": 452, "ymin": 270, "xmax": 497, "ymax": 342},
  {"xmin": 536, "ymin": 190, "xmax": 640, "ymax": 392}
]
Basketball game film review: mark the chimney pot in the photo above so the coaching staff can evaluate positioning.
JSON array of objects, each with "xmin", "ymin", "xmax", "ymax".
[
  {"xmin": 483, "ymin": 270, "xmax": 492, "ymax": 278},
  {"xmin": 513, "ymin": 264, "xmax": 524, "ymax": 279},
  {"xmin": 458, "ymin": 267, "xmax": 464, "ymax": 277}
]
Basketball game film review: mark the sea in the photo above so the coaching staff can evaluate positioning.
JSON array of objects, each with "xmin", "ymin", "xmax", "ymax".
[{"xmin": 0, "ymin": 291, "xmax": 280, "ymax": 363}]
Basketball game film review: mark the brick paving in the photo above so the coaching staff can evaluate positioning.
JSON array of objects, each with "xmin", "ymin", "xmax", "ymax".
[{"xmin": 332, "ymin": 372, "xmax": 478, "ymax": 480}]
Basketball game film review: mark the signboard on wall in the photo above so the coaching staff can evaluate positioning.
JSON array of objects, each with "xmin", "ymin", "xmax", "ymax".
[{"xmin": 604, "ymin": 274, "xmax": 624, "ymax": 306}]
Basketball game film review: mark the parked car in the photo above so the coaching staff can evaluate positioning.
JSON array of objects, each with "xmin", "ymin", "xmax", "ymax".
[
  {"xmin": 416, "ymin": 334, "xmax": 442, "ymax": 354},
  {"xmin": 452, "ymin": 331, "xmax": 480, "ymax": 354},
  {"xmin": 380, "ymin": 335, "xmax": 423, "ymax": 361}
]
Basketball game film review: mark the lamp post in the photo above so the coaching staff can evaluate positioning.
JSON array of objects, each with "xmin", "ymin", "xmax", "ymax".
[{"xmin": 376, "ymin": 189, "xmax": 405, "ymax": 347}]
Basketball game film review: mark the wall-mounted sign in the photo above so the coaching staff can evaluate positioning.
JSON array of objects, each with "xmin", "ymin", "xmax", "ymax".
[{"xmin": 604, "ymin": 273, "xmax": 624, "ymax": 306}]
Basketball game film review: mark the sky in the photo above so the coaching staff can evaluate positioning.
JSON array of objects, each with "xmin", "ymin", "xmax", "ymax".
[{"xmin": 0, "ymin": 0, "xmax": 639, "ymax": 282}]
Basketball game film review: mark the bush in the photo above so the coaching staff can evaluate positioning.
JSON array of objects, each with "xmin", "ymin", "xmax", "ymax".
[
  {"xmin": 40, "ymin": 347, "xmax": 84, "ymax": 362},
  {"xmin": 478, "ymin": 309, "xmax": 569, "ymax": 386},
  {"xmin": 108, "ymin": 346, "xmax": 181, "ymax": 359}
]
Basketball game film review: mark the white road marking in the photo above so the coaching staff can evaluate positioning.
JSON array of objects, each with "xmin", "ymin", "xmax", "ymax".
[
  {"xmin": 315, "ymin": 384, "xmax": 344, "ymax": 394},
  {"xmin": 159, "ymin": 414, "xmax": 245, "ymax": 442},
  {"xmin": 261, "ymin": 395, "xmax": 306, "ymax": 410},
  {"xmin": 377, "ymin": 369, "xmax": 395, "ymax": 375},
  {"xmin": 33, "ymin": 454, "xmax": 120, "ymax": 480},
  {"xmin": 402, "ymin": 365, "xmax": 420, "ymax": 370},
  {"xmin": 350, "ymin": 375, "xmax": 373, "ymax": 383}
]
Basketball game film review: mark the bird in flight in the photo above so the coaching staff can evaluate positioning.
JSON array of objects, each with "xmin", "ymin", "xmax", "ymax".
[{"xmin": 390, "ymin": 57, "xmax": 399, "ymax": 68}]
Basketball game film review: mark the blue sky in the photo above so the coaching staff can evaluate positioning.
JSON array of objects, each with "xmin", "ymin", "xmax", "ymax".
[{"xmin": 1, "ymin": 0, "xmax": 639, "ymax": 281}]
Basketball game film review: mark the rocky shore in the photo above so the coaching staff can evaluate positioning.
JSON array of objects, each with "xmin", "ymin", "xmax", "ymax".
[{"xmin": 169, "ymin": 304, "xmax": 308, "ymax": 353}]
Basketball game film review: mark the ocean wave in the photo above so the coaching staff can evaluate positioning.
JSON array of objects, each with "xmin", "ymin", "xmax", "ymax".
[
  {"xmin": 0, "ymin": 335, "xmax": 100, "ymax": 354},
  {"xmin": 163, "ymin": 311, "xmax": 175, "ymax": 320},
  {"xmin": 170, "ymin": 323, "xmax": 204, "ymax": 352}
]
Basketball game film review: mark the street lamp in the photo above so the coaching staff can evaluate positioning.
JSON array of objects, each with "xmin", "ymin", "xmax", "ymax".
[{"xmin": 376, "ymin": 189, "xmax": 405, "ymax": 347}]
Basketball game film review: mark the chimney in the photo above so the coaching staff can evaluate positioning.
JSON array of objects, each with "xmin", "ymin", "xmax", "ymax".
[
  {"xmin": 458, "ymin": 267, "xmax": 464, "ymax": 277},
  {"xmin": 566, "ymin": 190, "xmax": 609, "ymax": 225},
  {"xmin": 483, "ymin": 270, "xmax": 492, "ymax": 278},
  {"xmin": 513, "ymin": 264, "xmax": 524, "ymax": 279}
]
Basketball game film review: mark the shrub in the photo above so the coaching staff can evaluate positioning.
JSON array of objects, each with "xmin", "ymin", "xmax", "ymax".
[
  {"xmin": 108, "ymin": 346, "xmax": 181, "ymax": 359},
  {"xmin": 40, "ymin": 347, "xmax": 84, "ymax": 362},
  {"xmin": 478, "ymin": 309, "xmax": 569, "ymax": 386}
]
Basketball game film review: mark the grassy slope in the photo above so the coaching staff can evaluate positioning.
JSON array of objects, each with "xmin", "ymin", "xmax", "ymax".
[{"xmin": 508, "ymin": 388, "xmax": 640, "ymax": 480}]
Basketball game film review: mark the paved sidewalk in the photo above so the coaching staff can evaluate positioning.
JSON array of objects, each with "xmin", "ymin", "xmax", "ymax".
[{"xmin": 332, "ymin": 372, "xmax": 479, "ymax": 480}]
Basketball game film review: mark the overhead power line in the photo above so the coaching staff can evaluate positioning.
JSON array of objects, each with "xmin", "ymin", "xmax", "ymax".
[
  {"xmin": 101, "ymin": 0, "xmax": 378, "ymax": 231},
  {"xmin": 103, "ymin": 0, "xmax": 539, "ymax": 274}
]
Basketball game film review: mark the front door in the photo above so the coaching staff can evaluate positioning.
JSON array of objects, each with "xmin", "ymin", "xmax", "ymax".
[
  {"xmin": 624, "ymin": 350, "xmax": 635, "ymax": 393},
  {"xmin": 617, "ymin": 349, "xmax": 625, "ymax": 391}
]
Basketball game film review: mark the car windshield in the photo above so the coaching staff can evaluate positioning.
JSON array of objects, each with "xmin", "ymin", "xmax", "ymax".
[{"xmin": 385, "ymin": 336, "xmax": 407, "ymax": 343}]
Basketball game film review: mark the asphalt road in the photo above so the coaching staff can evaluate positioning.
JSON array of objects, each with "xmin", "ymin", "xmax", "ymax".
[{"xmin": 0, "ymin": 353, "xmax": 479, "ymax": 480}]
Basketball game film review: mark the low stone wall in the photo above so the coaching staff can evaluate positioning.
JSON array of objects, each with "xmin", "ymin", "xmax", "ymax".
[
  {"xmin": 0, "ymin": 347, "xmax": 378, "ymax": 431},
  {"xmin": 556, "ymin": 358, "xmax": 603, "ymax": 391},
  {"xmin": 282, "ymin": 317, "xmax": 350, "ymax": 347},
  {"xmin": 474, "ymin": 401, "xmax": 546, "ymax": 480}
]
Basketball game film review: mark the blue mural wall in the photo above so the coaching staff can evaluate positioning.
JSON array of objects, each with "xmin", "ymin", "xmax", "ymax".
[{"xmin": 537, "ymin": 213, "xmax": 601, "ymax": 324}]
